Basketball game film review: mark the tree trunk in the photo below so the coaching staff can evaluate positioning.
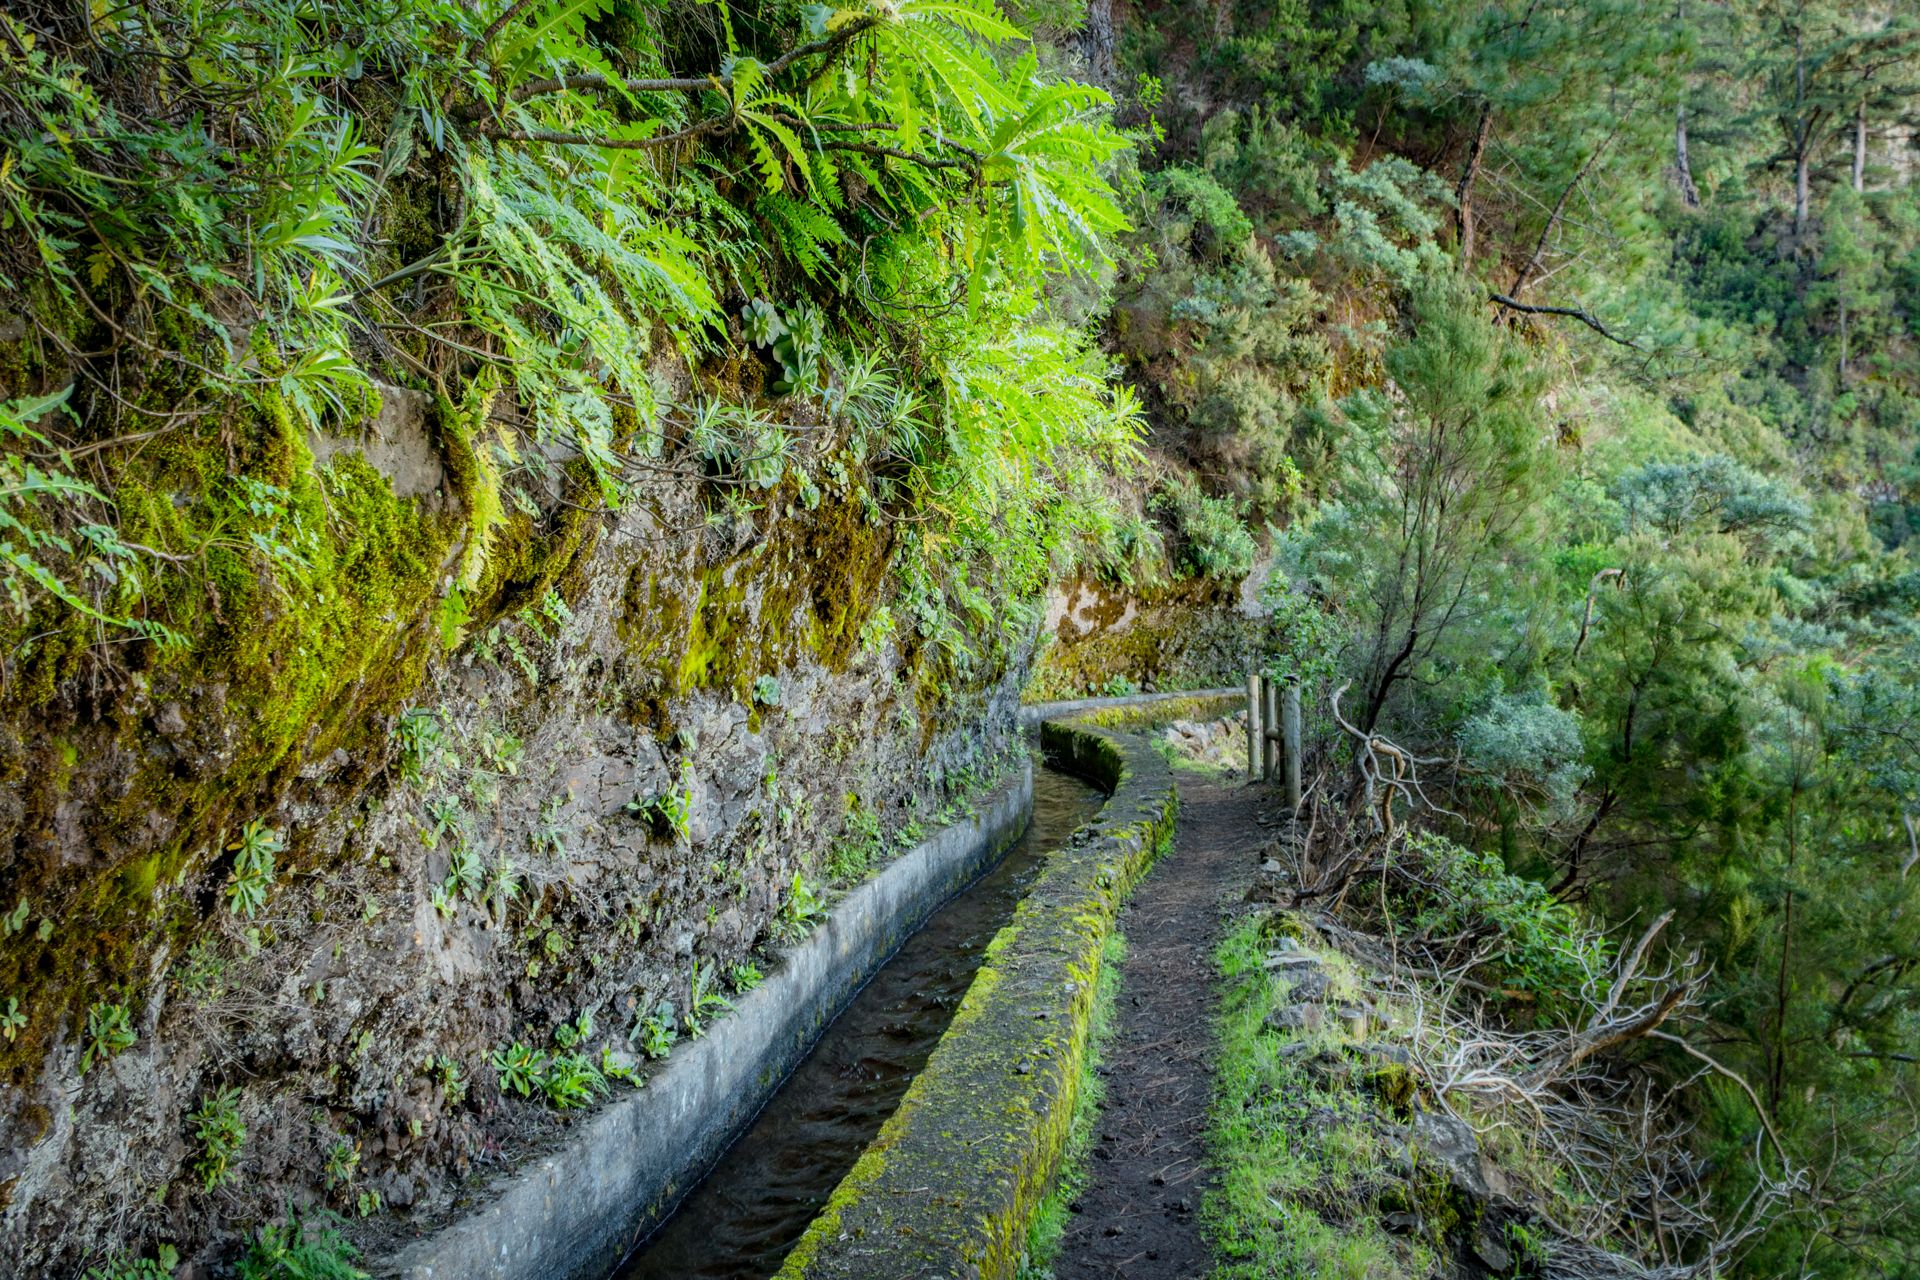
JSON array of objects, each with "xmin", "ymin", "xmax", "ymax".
[
  {"xmin": 1839, "ymin": 303, "xmax": 1849, "ymax": 381},
  {"xmin": 1795, "ymin": 144, "xmax": 1812, "ymax": 240},
  {"xmin": 1792, "ymin": 28, "xmax": 1811, "ymax": 242},
  {"xmin": 1454, "ymin": 105, "xmax": 1494, "ymax": 268},
  {"xmin": 1675, "ymin": 103, "xmax": 1702, "ymax": 207},
  {"xmin": 1770, "ymin": 774, "xmax": 1803, "ymax": 1113},
  {"xmin": 1079, "ymin": 0, "xmax": 1115, "ymax": 86},
  {"xmin": 1854, "ymin": 102, "xmax": 1868, "ymax": 192}
]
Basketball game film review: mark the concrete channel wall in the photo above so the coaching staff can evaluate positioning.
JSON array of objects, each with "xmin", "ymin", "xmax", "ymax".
[
  {"xmin": 1015, "ymin": 685, "xmax": 1242, "ymax": 726},
  {"xmin": 378, "ymin": 762, "xmax": 1035, "ymax": 1280},
  {"xmin": 774, "ymin": 716, "xmax": 1181, "ymax": 1280}
]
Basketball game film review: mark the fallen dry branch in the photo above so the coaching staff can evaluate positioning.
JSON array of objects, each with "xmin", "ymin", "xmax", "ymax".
[
  {"xmin": 1489, "ymin": 291, "xmax": 1643, "ymax": 348},
  {"xmin": 1308, "ymin": 911, "xmax": 1799, "ymax": 1276},
  {"xmin": 1526, "ymin": 911, "xmax": 1702, "ymax": 1089}
]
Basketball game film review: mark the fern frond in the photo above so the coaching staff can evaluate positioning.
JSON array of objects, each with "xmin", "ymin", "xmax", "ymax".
[{"xmin": 758, "ymin": 194, "xmax": 849, "ymax": 281}]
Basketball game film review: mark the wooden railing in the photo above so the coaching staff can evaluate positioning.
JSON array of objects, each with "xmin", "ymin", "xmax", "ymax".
[{"xmin": 1245, "ymin": 673, "xmax": 1302, "ymax": 810}]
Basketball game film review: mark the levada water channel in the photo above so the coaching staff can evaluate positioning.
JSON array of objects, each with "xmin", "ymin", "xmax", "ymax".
[{"xmin": 610, "ymin": 765, "xmax": 1107, "ymax": 1279}]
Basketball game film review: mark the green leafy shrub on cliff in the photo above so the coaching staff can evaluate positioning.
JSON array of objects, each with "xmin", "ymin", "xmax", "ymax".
[
  {"xmin": 0, "ymin": 388, "xmax": 179, "ymax": 646},
  {"xmin": 234, "ymin": 1208, "xmax": 365, "ymax": 1280},
  {"xmin": 1155, "ymin": 475, "xmax": 1258, "ymax": 579}
]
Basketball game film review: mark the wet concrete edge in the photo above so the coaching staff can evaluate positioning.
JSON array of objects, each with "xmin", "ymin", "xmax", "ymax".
[
  {"xmin": 772, "ymin": 718, "xmax": 1179, "ymax": 1280},
  {"xmin": 377, "ymin": 759, "xmax": 1035, "ymax": 1280}
]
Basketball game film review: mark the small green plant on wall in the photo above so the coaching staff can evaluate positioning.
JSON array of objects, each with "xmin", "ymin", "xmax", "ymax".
[
  {"xmin": 83, "ymin": 1244, "xmax": 179, "ymax": 1280},
  {"xmin": 323, "ymin": 1137, "xmax": 359, "ymax": 1193},
  {"xmin": 234, "ymin": 1207, "xmax": 366, "ymax": 1279},
  {"xmin": 775, "ymin": 871, "xmax": 826, "ymax": 940},
  {"xmin": 632, "ymin": 1001, "xmax": 678, "ymax": 1061},
  {"xmin": 684, "ymin": 960, "xmax": 734, "ymax": 1038},
  {"xmin": 81, "ymin": 1001, "xmax": 136, "ymax": 1074},
  {"xmin": 625, "ymin": 767, "xmax": 694, "ymax": 840},
  {"xmin": 190, "ymin": 1086, "xmax": 246, "ymax": 1190},
  {"xmin": 492, "ymin": 1041, "xmax": 545, "ymax": 1097},
  {"xmin": 426, "ymin": 1053, "xmax": 466, "ymax": 1106},
  {"xmin": 224, "ymin": 819, "xmax": 285, "ymax": 918}
]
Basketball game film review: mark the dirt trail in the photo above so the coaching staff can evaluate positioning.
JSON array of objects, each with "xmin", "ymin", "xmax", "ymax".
[{"xmin": 1053, "ymin": 769, "xmax": 1268, "ymax": 1280}]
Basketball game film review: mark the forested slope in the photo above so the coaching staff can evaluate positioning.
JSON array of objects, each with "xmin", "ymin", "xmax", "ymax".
[{"xmin": 1104, "ymin": 1, "xmax": 1920, "ymax": 1274}]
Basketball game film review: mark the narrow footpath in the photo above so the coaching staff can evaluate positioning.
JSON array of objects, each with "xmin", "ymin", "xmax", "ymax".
[{"xmin": 1054, "ymin": 769, "xmax": 1268, "ymax": 1280}]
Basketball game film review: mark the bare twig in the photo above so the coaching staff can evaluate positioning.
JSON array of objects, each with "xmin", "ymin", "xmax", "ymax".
[
  {"xmin": 1489, "ymin": 292, "xmax": 1642, "ymax": 349},
  {"xmin": 1572, "ymin": 566, "xmax": 1624, "ymax": 662}
]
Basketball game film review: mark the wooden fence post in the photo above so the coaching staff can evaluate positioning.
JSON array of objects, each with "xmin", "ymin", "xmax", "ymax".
[
  {"xmin": 1281, "ymin": 679, "xmax": 1303, "ymax": 811},
  {"xmin": 1263, "ymin": 677, "xmax": 1281, "ymax": 781},
  {"xmin": 1246, "ymin": 672, "xmax": 1263, "ymax": 781}
]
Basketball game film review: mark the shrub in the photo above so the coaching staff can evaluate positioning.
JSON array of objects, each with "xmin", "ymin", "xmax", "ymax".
[
  {"xmin": 1456, "ymin": 694, "xmax": 1590, "ymax": 812},
  {"xmin": 1150, "ymin": 166, "xmax": 1255, "ymax": 260},
  {"xmin": 235, "ymin": 1208, "xmax": 366, "ymax": 1280},
  {"xmin": 189, "ymin": 1087, "xmax": 246, "ymax": 1190},
  {"xmin": 1392, "ymin": 831, "xmax": 1610, "ymax": 1017},
  {"xmin": 1156, "ymin": 476, "xmax": 1258, "ymax": 580}
]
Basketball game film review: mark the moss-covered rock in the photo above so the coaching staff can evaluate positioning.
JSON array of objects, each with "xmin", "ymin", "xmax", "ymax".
[
  {"xmin": 1027, "ymin": 574, "xmax": 1265, "ymax": 701},
  {"xmin": 0, "ymin": 362, "xmax": 1032, "ymax": 1275}
]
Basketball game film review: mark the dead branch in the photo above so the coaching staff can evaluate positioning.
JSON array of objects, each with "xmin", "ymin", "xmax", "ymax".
[
  {"xmin": 1329, "ymin": 681, "xmax": 1454, "ymax": 845},
  {"xmin": 1572, "ymin": 566, "xmax": 1625, "ymax": 662},
  {"xmin": 1489, "ymin": 292, "xmax": 1642, "ymax": 349},
  {"xmin": 1527, "ymin": 912, "xmax": 1700, "ymax": 1088}
]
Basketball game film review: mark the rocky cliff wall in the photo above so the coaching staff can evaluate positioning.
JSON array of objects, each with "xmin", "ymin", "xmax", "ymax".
[
  {"xmin": 1027, "ymin": 572, "xmax": 1269, "ymax": 701},
  {"xmin": 0, "ymin": 371, "xmax": 1026, "ymax": 1275}
]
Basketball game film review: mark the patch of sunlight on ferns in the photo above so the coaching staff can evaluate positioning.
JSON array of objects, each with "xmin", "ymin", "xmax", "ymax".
[{"xmin": 0, "ymin": 0, "xmax": 1137, "ymax": 643}]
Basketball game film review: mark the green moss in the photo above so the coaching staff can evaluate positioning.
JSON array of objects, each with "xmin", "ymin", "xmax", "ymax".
[
  {"xmin": 0, "ymin": 391, "xmax": 463, "ymax": 1085},
  {"xmin": 1026, "ymin": 574, "xmax": 1253, "ymax": 702},
  {"xmin": 1018, "ymin": 930, "xmax": 1126, "ymax": 1278},
  {"xmin": 617, "ymin": 468, "xmax": 896, "ymax": 710},
  {"xmin": 777, "ymin": 718, "xmax": 1177, "ymax": 1280},
  {"xmin": 1257, "ymin": 911, "xmax": 1308, "ymax": 945},
  {"xmin": 436, "ymin": 376, "xmax": 508, "ymax": 593},
  {"xmin": 1207, "ymin": 915, "xmax": 1467, "ymax": 1280},
  {"xmin": 1363, "ymin": 1061, "xmax": 1418, "ymax": 1115}
]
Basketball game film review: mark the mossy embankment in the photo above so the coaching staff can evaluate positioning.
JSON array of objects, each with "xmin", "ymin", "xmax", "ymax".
[
  {"xmin": 1028, "ymin": 573, "xmax": 1265, "ymax": 702},
  {"xmin": 773, "ymin": 717, "xmax": 1177, "ymax": 1280},
  {"xmin": 0, "ymin": 331, "xmax": 1032, "ymax": 1273},
  {"xmin": 1208, "ymin": 911, "xmax": 1545, "ymax": 1280}
]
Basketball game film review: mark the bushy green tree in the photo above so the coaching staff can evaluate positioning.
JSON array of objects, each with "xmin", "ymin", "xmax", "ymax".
[{"xmin": 1282, "ymin": 278, "xmax": 1549, "ymax": 732}]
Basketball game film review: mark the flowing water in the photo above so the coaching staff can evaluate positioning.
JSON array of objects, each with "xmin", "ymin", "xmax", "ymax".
[{"xmin": 610, "ymin": 766, "xmax": 1106, "ymax": 1280}]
